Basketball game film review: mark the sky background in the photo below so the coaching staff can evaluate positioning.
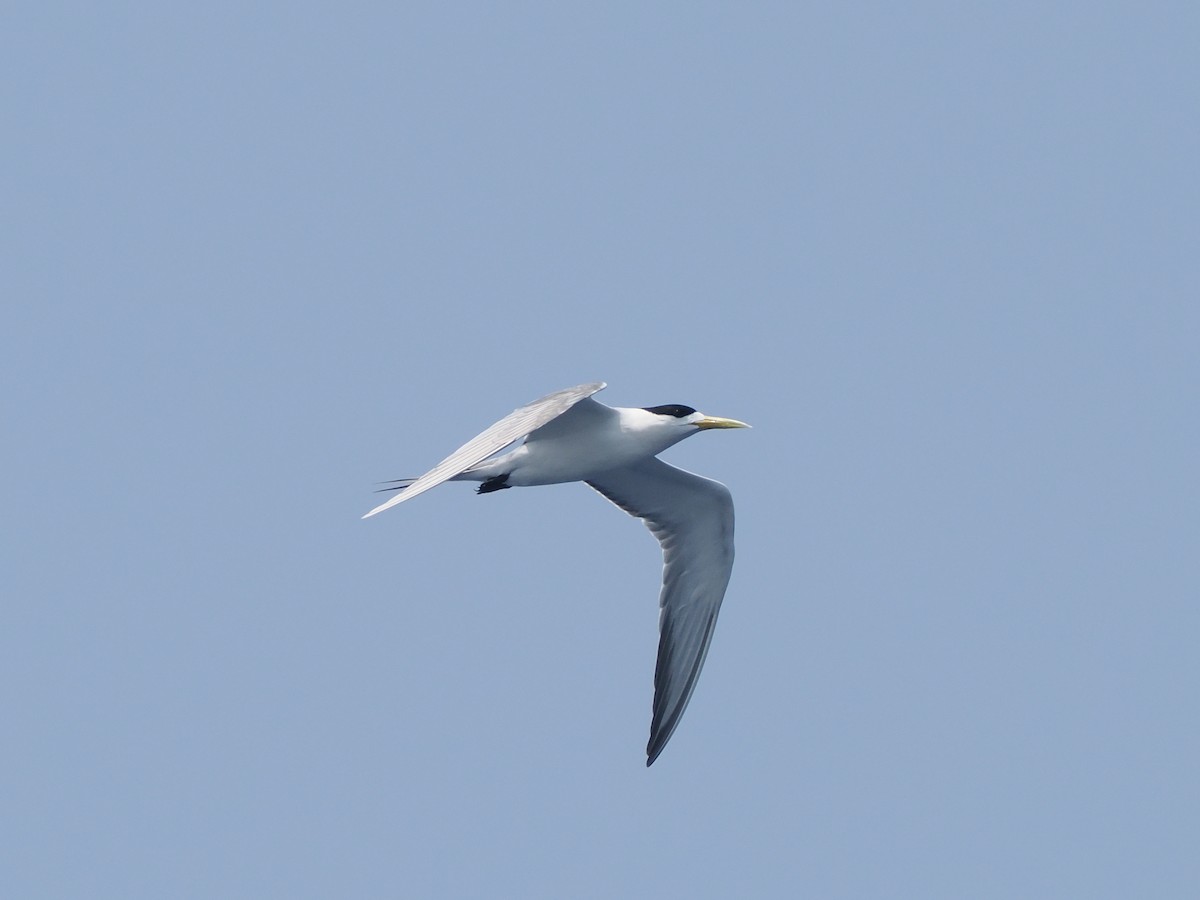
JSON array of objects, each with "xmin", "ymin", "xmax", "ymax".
[{"xmin": 3, "ymin": 2, "xmax": 1198, "ymax": 897}]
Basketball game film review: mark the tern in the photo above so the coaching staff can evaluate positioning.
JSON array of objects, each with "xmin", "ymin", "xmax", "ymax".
[{"xmin": 364, "ymin": 382, "xmax": 749, "ymax": 766}]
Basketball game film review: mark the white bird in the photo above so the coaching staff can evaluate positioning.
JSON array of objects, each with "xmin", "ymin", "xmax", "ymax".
[{"xmin": 364, "ymin": 382, "xmax": 749, "ymax": 766}]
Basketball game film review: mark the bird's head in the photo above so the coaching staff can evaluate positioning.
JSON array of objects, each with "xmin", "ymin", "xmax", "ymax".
[{"xmin": 639, "ymin": 404, "xmax": 751, "ymax": 447}]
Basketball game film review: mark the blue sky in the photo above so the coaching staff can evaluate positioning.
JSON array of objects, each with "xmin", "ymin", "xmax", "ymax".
[{"xmin": 4, "ymin": 3, "xmax": 1197, "ymax": 897}]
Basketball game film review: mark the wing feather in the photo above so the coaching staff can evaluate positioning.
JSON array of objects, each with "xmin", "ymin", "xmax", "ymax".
[
  {"xmin": 363, "ymin": 382, "xmax": 606, "ymax": 518},
  {"xmin": 587, "ymin": 458, "xmax": 735, "ymax": 766}
]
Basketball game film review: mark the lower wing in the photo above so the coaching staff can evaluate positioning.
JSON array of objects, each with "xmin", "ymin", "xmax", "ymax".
[{"xmin": 586, "ymin": 457, "xmax": 736, "ymax": 765}]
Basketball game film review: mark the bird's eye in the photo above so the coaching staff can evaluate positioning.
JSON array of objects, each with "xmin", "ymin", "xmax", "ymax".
[{"xmin": 643, "ymin": 404, "xmax": 697, "ymax": 419}]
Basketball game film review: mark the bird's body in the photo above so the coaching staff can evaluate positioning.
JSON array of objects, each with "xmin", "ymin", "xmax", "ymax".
[
  {"xmin": 364, "ymin": 382, "xmax": 749, "ymax": 766},
  {"xmin": 451, "ymin": 400, "xmax": 699, "ymax": 487}
]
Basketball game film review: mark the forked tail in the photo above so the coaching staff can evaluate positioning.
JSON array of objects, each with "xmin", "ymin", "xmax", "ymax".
[{"xmin": 372, "ymin": 478, "xmax": 416, "ymax": 494}]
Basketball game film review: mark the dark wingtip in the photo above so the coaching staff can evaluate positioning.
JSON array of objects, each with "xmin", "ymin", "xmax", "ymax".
[{"xmin": 646, "ymin": 739, "xmax": 665, "ymax": 767}]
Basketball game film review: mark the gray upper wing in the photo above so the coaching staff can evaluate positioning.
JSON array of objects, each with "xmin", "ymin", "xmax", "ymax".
[
  {"xmin": 364, "ymin": 382, "xmax": 606, "ymax": 518},
  {"xmin": 586, "ymin": 457, "xmax": 736, "ymax": 765}
]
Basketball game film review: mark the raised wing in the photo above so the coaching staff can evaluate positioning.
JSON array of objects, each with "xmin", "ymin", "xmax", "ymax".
[
  {"xmin": 363, "ymin": 382, "xmax": 606, "ymax": 518},
  {"xmin": 586, "ymin": 458, "xmax": 736, "ymax": 766}
]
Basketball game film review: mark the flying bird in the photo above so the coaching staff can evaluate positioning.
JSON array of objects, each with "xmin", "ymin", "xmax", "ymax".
[{"xmin": 364, "ymin": 382, "xmax": 749, "ymax": 766}]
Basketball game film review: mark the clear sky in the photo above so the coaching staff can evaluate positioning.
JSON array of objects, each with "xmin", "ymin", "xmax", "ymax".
[{"xmin": 4, "ymin": 2, "xmax": 1197, "ymax": 897}]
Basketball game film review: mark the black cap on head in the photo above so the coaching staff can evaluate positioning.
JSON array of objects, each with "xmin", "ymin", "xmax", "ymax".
[{"xmin": 643, "ymin": 404, "xmax": 697, "ymax": 418}]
